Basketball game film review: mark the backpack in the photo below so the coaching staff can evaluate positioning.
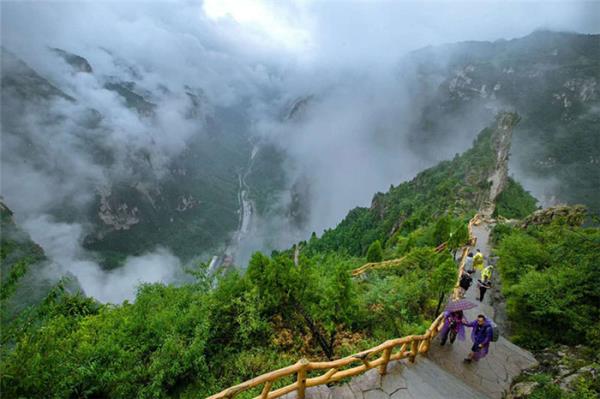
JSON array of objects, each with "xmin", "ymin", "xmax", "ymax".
[
  {"xmin": 491, "ymin": 323, "xmax": 500, "ymax": 342},
  {"xmin": 460, "ymin": 274, "xmax": 472, "ymax": 289}
]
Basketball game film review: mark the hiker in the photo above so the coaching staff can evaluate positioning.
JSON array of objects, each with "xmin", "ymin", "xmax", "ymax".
[
  {"xmin": 459, "ymin": 269, "xmax": 475, "ymax": 296},
  {"xmin": 477, "ymin": 265, "xmax": 493, "ymax": 301},
  {"xmin": 463, "ymin": 314, "xmax": 493, "ymax": 362},
  {"xmin": 465, "ymin": 252, "xmax": 474, "ymax": 272},
  {"xmin": 440, "ymin": 310, "xmax": 467, "ymax": 345},
  {"xmin": 481, "ymin": 264, "xmax": 493, "ymax": 282},
  {"xmin": 473, "ymin": 249, "xmax": 484, "ymax": 271}
]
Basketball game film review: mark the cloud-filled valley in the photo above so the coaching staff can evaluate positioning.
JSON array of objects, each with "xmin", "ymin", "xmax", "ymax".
[{"xmin": 1, "ymin": 0, "xmax": 598, "ymax": 303}]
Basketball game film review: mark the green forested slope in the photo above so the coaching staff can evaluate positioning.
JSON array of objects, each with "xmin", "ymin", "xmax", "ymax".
[
  {"xmin": 0, "ymin": 203, "xmax": 50, "ymax": 321},
  {"xmin": 492, "ymin": 208, "xmax": 600, "ymax": 349},
  {"xmin": 491, "ymin": 207, "xmax": 600, "ymax": 399}
]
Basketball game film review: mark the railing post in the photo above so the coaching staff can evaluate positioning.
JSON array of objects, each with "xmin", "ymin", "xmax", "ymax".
[
  {"xmin": 409, "ymin": 339, "xmax": 418, "ymax": 363},
  {"xmin": 418, "ymin": 337, "xmax": 430, "ymax": 354},
  {"xmin": 297, "ymin": 358, "xmax": 309, "ymax": 399},
  {"xmin": 379, "ymin": 347, "xmax": 392, "ymax": 375},
  {"xmin": 260, "ymin": 381, "xmax": 272, "ymax": 399}
]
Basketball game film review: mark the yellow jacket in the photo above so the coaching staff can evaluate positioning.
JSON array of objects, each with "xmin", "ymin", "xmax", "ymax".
[
  {"xmin": 473, "ymin": 252, "xmax": 484, "ymax": 270},
  {"xmin": 481, "ymin": 266, "xmax": 493, "ymax": 281}
]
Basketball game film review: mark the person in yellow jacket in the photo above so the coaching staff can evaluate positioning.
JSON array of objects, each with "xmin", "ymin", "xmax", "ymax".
[
  {"xmin": 481, "ymin": 265, "xmax": 493, "ymax": 281},
  {"xmin": 478, "ymin": 265, "xmax": 494, "ymax": 301},
  {"xmin": 473, "ymin": 249, "xmax": 484, "ymax": 270}
]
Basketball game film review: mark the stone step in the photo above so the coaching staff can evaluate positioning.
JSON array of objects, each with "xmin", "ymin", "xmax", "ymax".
[{"xmin": 280, "ymin": 357, "xmax": 489, "ymax": 399}]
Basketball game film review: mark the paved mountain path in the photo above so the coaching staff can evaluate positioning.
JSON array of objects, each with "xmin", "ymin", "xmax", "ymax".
[
  {"xmin": 280, "ymin": 357, "xmax": 488, "ymax": 399},
  {"xmin": 426, "ymin": 220, "xmax": 538, "ymax": 398}
]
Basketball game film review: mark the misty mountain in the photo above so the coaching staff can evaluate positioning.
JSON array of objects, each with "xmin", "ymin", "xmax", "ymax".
[
  {"xmin": 1, "ymin": 29, "xmax": 598, "ymax": 302},
  {"xmin": 0, "ymin": 201, "xmax": 59, "ymax": 321},
  {"xmin": 1, "ymin": 47, "xmax": 287, "ymax": 268},
  {"xmin": 0, "ymin": 110, "xmax": 564, "ymax": 399},
  {"xmin": 400, "ymin": 31, "xmax": 599, "ymax": 212},
  {"xmin": 254, "ymin": 31, "xmax": 599, "ymax": 248},
  {"xmin": 303, "ymin": 112, "xmax": 528, "ymax": 257}
]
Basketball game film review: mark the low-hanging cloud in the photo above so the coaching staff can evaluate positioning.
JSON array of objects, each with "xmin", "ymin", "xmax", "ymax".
[
  {"xmin": 23, "ymin": 215, "xmax": 183, "ymax": 303},
  {"xmin": 1, "ymin": 0, "xmax": 597, "ymax": 300}
]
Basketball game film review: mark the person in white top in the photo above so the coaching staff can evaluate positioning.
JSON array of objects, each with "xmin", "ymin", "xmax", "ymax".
[{"xmin": 465, "ymin": 252, "xmax": 474, "ymax": 272}]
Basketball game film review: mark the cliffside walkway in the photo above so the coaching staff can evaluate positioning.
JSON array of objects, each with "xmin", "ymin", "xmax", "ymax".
[
  {"xmin": 274, "ymin": 219, "xmax": 536, "ymax": 399},
  {"xmin": 425, "ymin": 220, "xmax": 537, "ymax": 399}
]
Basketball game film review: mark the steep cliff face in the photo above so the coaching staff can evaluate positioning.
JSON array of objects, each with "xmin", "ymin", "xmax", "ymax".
[{"xmin": 483, "ymin": 112, "xmax": 521, "ymax": 217}]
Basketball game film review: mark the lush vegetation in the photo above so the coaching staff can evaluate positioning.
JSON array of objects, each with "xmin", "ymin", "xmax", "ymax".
[
  {"xmin": 366, "ymin": 240, "xmax": 383, "ymax": 262},
  {"xmin": 1, "ymin": 242, "xmax": 462, "ymax": 398},
  {"xmin": 494, "ymin": 177, "xmax": 538, "ymax": 219},
  {"xmin": 492, "ymin": 210, "xmax": 600, "ymax": 350}
]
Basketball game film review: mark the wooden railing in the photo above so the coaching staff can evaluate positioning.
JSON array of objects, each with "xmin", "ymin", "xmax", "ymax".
[
  {"xmin": 451, "ymin": 214, "xmax": 479, "ymax": 300},
  {"xmin": 206, "ymin": 313, "xmax": 446, "ymax": 399},
  {"xmin": 207, "ymin": 215, "xmax": 480, "ymax": 399},
  {"xmin": 351, "ymin": 242, "xmax": 447, "ymax": 276}
]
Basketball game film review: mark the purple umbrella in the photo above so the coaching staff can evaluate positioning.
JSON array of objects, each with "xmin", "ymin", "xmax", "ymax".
[{"xmin": 445, "ymin": 299, "xmax": 477, "ymax": 312}]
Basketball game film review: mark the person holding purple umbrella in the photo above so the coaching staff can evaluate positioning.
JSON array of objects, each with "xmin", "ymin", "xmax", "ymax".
[
  {"xmin": 441, "ymin": 299, "xmax": 476, "ymax": 345},
  {"xmin": 440, "ymin": 310, "xmax": 468, "ymax": 345},
  {"xmin": 463, "ymin": 314, "xmax": 493, "ymax": 363}
]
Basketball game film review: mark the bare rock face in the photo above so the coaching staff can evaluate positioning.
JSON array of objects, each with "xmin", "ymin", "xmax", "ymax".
[
  {"xmin": 520, "ymin": 204, "xmax": 587, "ymax": 228},
  {"xmin": 507, "ymin": 381, "xmax": 539, "ymax": 399},
  {"xmin": 175, "ymin": 195, "xmax": 198, "ymax": 212},
  {"xmin": 478, "ymin": 111, "xmax": 520, "ymax": 219},
  {"xmin": 51, "ymin": 48, "xmax": 93, "ymax": 73},
  {"xmin": 97, "ymin": 186, "xmax": 140, "ymax": 231},
  {"xmin": 489, "ymin": 112, "xmax": 520, "ymax": 203}
]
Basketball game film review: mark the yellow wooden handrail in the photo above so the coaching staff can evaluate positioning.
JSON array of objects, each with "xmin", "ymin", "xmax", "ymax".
[
  {"xmin": 351, "ymin": 241, "xmax": 448, "ymax": 276},
  {"xmin": 207, "ymin": 215, "xmax": 479, "ymax": 399},
  {"xmin": 206, "ymin": 313, "xmax": 446, "ymax": 399}
]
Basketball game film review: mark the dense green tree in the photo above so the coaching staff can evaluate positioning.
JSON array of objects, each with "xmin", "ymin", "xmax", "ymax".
[
  {"xmin": 431, "ymin": 258, "xmax": 459, "ymax": 315},
  {"xmin": 366, "ymin": 240, "xmax": 383, "ymax": 262},
  {"xmin": 495, "ymin": 216, "xmax": 600, "ymax": 349},
  {"xmin": 1, "ymin": 284, "xmax": 214, "ymax": 398},
  {"xmin": 494, "ymin": 178, "xmax": 539, "ymax": 219},
  {"xmin": 433, "ymin": 215, "xmax": 452, "ymax": 246}
]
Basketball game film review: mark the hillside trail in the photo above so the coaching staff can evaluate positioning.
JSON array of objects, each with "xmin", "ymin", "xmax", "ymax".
[
  {"xmin": 279, "ymin": 217, "xmax": 537, "ymax": 399},
  {"xmin": 279, "ymin": 114, "xmax": 537, "ymax": 399},
  {"xmin": 425, "ymin": 216, "xmax": 537, "ymax": 399},
  {"xmin": 425, "ymin": 121, "xmax": 537, "ymax": 398}
]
